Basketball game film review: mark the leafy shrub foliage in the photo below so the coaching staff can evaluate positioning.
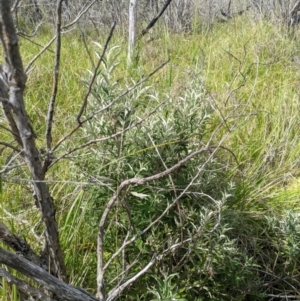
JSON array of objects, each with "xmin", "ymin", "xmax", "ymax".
[
  {"xmin": 76, "ymin": 44, "xmax": 236, "ymax": 297},
  {"xmin": 2, "ymin": 14, "xmax": 300, "ymax": 300},
  {"xmin": 74, "ymin": 44, "xmax": 300, "ymax": 301}
]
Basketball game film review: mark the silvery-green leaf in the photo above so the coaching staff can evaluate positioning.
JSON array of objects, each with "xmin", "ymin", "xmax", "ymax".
[{"xmin": 131, "ymin": 191, "xmax": 149, "ymax": 199}]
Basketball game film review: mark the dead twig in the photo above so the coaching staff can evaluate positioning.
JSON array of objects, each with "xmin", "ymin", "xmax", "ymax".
[
  {"xmin": 140, "ymin": 0, "xmax": 174, "ymax": 38},
  {"xmin": 25, "ymin": 36, "xmax": 56, "ymax": 73},
  {"xmin": 52, "ymin": 60, "xmax": 169, "ymax": 155},
  {"xmin": 107, "ymin": 254, "xmax": 156, "ymax": 301},
  {"xmin": 147, "ymin": 133, "xmax": 184, "ymax": 242},
  {"xmin": 0, "ymin": 268, "xmax": 55, "ymax": 301},
  {"xmin": 50, "ymin": 99, "xmax": 167, "ymax": 168},
  {"xmin": 0, "ymin": 141, "xmax": 21, "ymax": 153},
  {"xmin": 62, "ymin": 0, "xmax": 98, "ymax": 31},
  {"xmin": 45, "ymin": 0, "xmax": 64, "ymax": 152},
  {"xmin": 0, "ymin": 247, "xmax": 97, "ymax": 301},
  {"xmin": 77, "ymin": 21, "xmax": 116, "ymax": 123}
]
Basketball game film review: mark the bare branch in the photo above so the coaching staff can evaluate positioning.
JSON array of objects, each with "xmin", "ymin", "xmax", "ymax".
[
  {"xmin": 50, "ymin": 99, "xmax": 167, "ymax": 167},
  {"xmin": 0, "ymin": 123, "xmax": 20, "ymax": 139},
  {"xmin": 0, "ymin": 247, "xmax": 98, "ymax": 301},
  {"xmin": 289, "ymin": 0, "xmax": 300, "ymax": 26},
  {"xmin": 0, "ymin": 141, "xmax": 21, "ymax": 153},
  {"xmin": 107, "ymin": 254, "xmax": 156, "ymax": 301},
  {"xmin": 0, "ymin": 206, "xmax": 42, "ymax": 240},
  {"xmin": 108, "ymin": 256, "xmax": 139, "ymax": 286},
  {"xmin": 62, "ymin": 0, "xmax": 98, "ymax": 31},
  {"xmin": 0, "ymin": 71, "xmax": 22, "ymax": 146},
  {"xmin": 25, "ymin": 36, "xmax": 56, "ymax": 73},
  {"xmin": 0, "ymin": 221, "xmax": 42, "ymax": 267},
  {"xmin": 0, "ymin": 150, "xmax": 25, "ymax": 174},
  {"xmin": 17, "ymin": 22, "xmax": 43, "ymax": 38},
  {"xmin": 140, "ymin": 0, "xmax": 174, "ymax": 38},
  {"xmin": 77, "ymin": 21, "xmax": 116, "ymax": 123},
  {"xmin": 11, "ymin": 0, "xmax": 21, "ymax": 13},
  {"xmin": 45, "ymin": 0, "xmax": 64, "ymax": 152},
  {"xmin": 0, "ymin": 268, "xmax": 55, "ymax": 301},
  {"xmin": 52, "ymin": 60, "xmax": 169, "ymax": 154}
]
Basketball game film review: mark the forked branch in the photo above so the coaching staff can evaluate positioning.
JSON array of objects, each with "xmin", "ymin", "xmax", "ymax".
[
  {"xmin": 50, "ymin": 60, "xmax": 169, "ymax": 168},
  {"xmin": 0, "ymin": 0, "xmax": 67, "ymax": 281},
  {"xmin": 97, "ymin": 130, "xmax": 229, "ymax": 299}
]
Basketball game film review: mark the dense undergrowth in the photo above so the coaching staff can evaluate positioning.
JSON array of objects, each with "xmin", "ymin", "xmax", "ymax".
[{"xmin": 1, "ymin": 15, "xmax": 300, "ymax": 300}]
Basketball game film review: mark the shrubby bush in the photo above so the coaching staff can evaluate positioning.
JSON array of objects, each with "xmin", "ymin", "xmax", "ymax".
[{"xmin": 73, "ymin": 43, "xmax": 300, "ymax": 300}]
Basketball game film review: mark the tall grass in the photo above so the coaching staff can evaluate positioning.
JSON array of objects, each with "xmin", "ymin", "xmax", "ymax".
[{"xmin": 1, "ymin": 15, "xmax": 300, "ymax": 299}]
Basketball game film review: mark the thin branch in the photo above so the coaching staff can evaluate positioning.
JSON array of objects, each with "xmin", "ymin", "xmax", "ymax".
[
  {"xmin": 139, "ymin": 0, "xmax": 174, "ymax": 38},
  {"xmin": 0, "ymin": 141, "xmax": 21, "ymax": 153},
  {"xmin": 0, "ymin": 206, "xmax": 42, "ymax": 241},
  {"xmin": 11, "ymin": 0, "xmax": 21, "ymax": 13},
  {"xmin": 77, "ymin": 21, "xmax": 116, "ymax": 123},
  {"xmin": 62, "ymin": 0, "xmax": 98, "ymax": 30},
  {"xmin": 0, "ymin": 268, "xmax": 55, "ymax": 301},
  {"xmin": 0, "ymin": 151, "xmax": 25, "ymax": 174},
  {"xmin": 98, "ymin": 127, "xmax": 230, "ymax": 297},
  {"xmin": 52, "ymin": 60, "xmax": 169, "ymax": 154},
  {"xmin": 147, "ymin": 133, "xmax": 183, "ymax": 241},
  {"xmin": 17, "ymin": 22, "xmax": 43, "ymax": 37},
  {"xmin": 266, "ymin": 295, "xmax": 300, "ymax": 299},
  {"xmin": 45, "ymin": 0, "xmax": 64, "ymax": 152},
  {"xmin": 108, "ymin": 253, "xmax": 138, "ymax": 285},
  {"xmin": 0, "ymin": 76, "xmax": 22, "ymax": 146},
  {"xmin": 79, "ymin": 26, "xmax": 95, "ymax": 69},
  {"xmin": 107, "ymin": 254, "xmax": 156, "ymax": 301},
  {"xmin": 97, "ymin": 131, "xmax": 229, "ymax": 297},
  {"xmin": 0, "ymin": 175, "xmax": 114, "ymax": 187},
  {"xmin": 120, "ymin": 231, "xmax": 131, "ymax": 283},
  {"xmin": 0, "ymin": 123, "xmax": 20, "ymax": 138},
  {"xmin": 289, "ymin": 0, "xmax": 300, "ymax": 26},
  {"xmin": 160, "ymin": 238, "xmax": 192, "ymax": 256},
  {"xmin": 25, "ymin": 36, "xmax": 56, "ymax": 73},
  {"xmin": 0, "ymin": 247, "xmax": 98, "ymax": 301},
  {"xmin": 208, "ymin": 144, "xmax": 241, "ymax": 169},
  {"xmin": 0, "ymin": 222, "xmax": 42, "ymax": 266},
  {"xmin": 50, "ymin": 100, "xmax": 167, "ymax": 168}
]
